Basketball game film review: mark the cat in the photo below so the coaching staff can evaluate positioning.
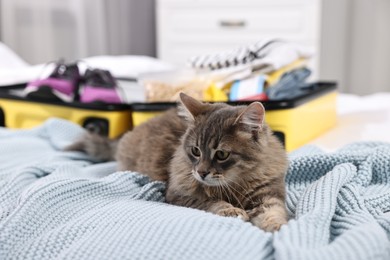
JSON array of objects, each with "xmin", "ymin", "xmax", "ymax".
[{"xmin": 66, "ymin": 93, "xmax": 289, "ymax": 232}]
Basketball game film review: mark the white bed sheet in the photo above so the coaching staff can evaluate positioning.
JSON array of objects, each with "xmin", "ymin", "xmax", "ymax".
[{"xmin": 309, "ymin": 92, "xmax": 390, "ymax": 151}]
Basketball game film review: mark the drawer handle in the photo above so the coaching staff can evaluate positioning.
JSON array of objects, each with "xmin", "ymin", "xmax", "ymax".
[{"xmin": 219, "ymin": 20, "xmax": 246, "ymax": 28}]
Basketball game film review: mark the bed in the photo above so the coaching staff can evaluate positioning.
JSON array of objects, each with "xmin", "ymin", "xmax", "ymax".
[{"xmin": 1, "ymin": 43, "xmax": 390, "ymax": 259}]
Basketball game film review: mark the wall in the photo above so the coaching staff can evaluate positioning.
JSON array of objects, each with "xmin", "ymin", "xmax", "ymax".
[
  {"xmin": 320, "ymin": 0, "xmax": 390, "ymax": 94},
  {"xmin": 0, "ymin": 0, "xmax": 156, "ymax": 64},
  {"xmin": 319, "ymin": 0, "xmax": 351, "ymax": 93},
  {"xmin": 347, "ymin": 0, "xmax": 390, "ymax": 95}
]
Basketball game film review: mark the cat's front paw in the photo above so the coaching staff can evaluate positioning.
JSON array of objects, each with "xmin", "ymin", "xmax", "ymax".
[
  {"xmin": 217, "ymin": 207, "xmax": 249, "ymax": 221},
  {"xmin": 251, "ymin": 212, "xmax": 287, "ymax": 232},
  {"xmin": 260, "ymin": 218, "xmax": 286, "ymax": 232}
]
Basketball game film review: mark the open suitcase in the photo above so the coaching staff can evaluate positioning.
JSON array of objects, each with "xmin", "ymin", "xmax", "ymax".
[{"xmin": 0, "ymin": 82, "xmax": 337, "ymax": 151}]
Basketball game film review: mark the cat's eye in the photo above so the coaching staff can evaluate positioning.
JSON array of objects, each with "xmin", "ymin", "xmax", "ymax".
[
  {"xmin": 215, "ymin": 150, "xmax": 230, "ymax": 161},
  {"xmin": 191, "ymin": 146, "xmax": 201, "ymax": 157}
]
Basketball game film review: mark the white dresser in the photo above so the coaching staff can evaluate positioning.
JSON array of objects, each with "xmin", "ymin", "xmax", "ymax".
[{"xmin": 157, "ymin": 0, "xmax": 322, "ymax": 76}]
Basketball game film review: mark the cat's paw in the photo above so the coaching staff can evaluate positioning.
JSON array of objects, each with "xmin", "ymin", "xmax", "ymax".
[
  {"xmin": 217, "ymin": 207, "xmax": 249, "ymax": 221},
  {"xmin": 260, "ymin": 218, "xmax": 286, "ymax": 232},
  {"xmin": 251, "ymin": 212, "xmax": 287, "ymax": 232}
]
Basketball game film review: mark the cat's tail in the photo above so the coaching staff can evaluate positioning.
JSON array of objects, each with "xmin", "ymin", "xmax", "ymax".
[{"xmin": 64, "ymin": 132, "xmax": 119, "ymax": 161}]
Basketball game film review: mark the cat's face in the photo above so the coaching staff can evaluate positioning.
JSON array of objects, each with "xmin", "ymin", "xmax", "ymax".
[
  {"xmin": 179, "ymin": 95, "xmax": 264, "ymax": 186},
  {"xmin": 178, "ymin": 93, "xmax": 266, "ymax": 187},
  {"xmin": 185, "ymin": 135, "xmax": 245, "ymax": 187}
]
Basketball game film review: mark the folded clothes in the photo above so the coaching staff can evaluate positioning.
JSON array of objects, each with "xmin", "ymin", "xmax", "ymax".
[
  {"xmin": 266, "ymin": 68, "xmax": 312, "ymax": 100},
  {"xmin": 229, "ymin": 74, "xmax": 266, "ymax": 101},
  {"xmin": 226, "ymin": 58, "xmax": 309, "ymax": 101},
  {"xmin": 188, "ymin": 39, "xmax": 314, "ymax": 72},
  {"xmin": 265, "ymin": 58, "xmax": 307, "ymax": 86}
]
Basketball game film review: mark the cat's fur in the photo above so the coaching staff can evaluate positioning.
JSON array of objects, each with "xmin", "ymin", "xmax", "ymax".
[{"xmin": 67, "ymin": 93, "xmax": 289, "ymax": 232}]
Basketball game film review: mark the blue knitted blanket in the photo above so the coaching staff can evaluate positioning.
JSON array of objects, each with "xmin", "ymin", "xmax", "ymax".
[{"xmin": 0, "ymin": 119, "xmax": 389, "ymax": 260}]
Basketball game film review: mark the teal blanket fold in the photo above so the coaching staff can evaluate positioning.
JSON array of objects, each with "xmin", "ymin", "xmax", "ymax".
[{"xmin": 0, "ymin": 119, "xmax": 389, "ymax": 260}]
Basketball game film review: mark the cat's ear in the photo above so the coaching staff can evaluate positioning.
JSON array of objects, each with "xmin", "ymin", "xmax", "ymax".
[
  {"xmin": 234, "ymin": 102, "xmax": 265, "ymax": 130},
  {"xmin": 178, "ymin": 93, "xmax": 204, "ymax": 121}
]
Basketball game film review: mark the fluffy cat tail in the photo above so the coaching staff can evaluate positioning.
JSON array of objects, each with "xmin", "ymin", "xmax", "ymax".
[{"xmin": 65, "ymin": 133, "xmax": 119, "ymax": 161}]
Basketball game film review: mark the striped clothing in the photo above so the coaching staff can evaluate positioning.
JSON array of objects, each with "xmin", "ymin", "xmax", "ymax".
[
  {"xmin": 189, "ymin": 39, "xmax": 283, "ymax": 70},
  {"xmin": 188, "ymin": 39, "xmax": 313, "ymax": 73}
]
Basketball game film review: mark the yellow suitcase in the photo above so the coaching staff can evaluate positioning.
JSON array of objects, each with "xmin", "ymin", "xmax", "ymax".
[
  {"xmin": 0, "ymin": 82, "xmax": 337, "ymax": 151},
  {"xmin": 130, "ymin": 82, "xmax": 337, "ymax": 151},
  {"xmin": 0, "ymin": 84, "xmax": 132, "ymax": 138}
]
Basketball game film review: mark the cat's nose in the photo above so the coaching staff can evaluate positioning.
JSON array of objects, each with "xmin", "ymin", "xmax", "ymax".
[{"xmin": 198, "ymin": 171, "xmax": 210, "ymax": 179}]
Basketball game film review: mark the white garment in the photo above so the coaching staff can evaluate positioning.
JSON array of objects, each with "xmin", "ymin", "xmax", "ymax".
[
  {"xmin": 189, "ymin": 39, "xmax": 314, "ymax": 72},
  {"xmin": 0, "ymin": 41, "xmax": 175, "ymax": 87},
  {"xmin": 0, "ymin": 42, "xmax": 29, "ymax": 69}
]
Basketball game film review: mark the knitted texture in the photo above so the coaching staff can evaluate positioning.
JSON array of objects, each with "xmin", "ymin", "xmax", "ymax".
[{"xmin": 0, "ymin": 119, "xmax": 389, "ymax": 260}]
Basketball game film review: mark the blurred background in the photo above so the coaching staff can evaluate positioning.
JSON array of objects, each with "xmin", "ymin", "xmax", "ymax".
[{"xmin": 0, "ymin": 0, "xmax": 389, "ymax": 95}]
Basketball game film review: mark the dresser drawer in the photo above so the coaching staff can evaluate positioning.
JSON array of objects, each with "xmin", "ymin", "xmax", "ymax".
[
  {"xmin": 170, "ymin": 9, "xmax": 316, "ymax": 36},
  {"xmin": 158, "ymin": 0, "xmax": 320, "ymax": 38},
  {"xmin": 157, "ymin": 0, "xmax": 322, "ymax": 70},
  {"xmin": 159, "ymin": 0, "xmax": 317, "ymax": 8}
]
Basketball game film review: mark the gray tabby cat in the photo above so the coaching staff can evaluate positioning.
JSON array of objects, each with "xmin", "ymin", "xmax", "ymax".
[{"xmin": 67, "ymin": 93, "xmax": 288, "ymax": 232}]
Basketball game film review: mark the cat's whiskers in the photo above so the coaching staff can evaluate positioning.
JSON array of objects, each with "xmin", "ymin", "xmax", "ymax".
[
  {"xmin": 226, "ymin": 177, "xmax": 255, "ymax": 200},
  {"xmin": 220, "ymin": 183, "xmax": 233, "ymax": 205},
  {"xmin": 223, "ymin": 182, "xmax": 246, "ymax": 210},
  {"xmin": 224, "ymin": 179, "xmax": 255, "ymax": 207},
  {"xmin": 216, "ymin": 181, "xmax": 223, "ymax": 201},
  {"xmin": 218, "ymin": 179, "xmax": 227, "ymax": 201},
  {"xmin": 212, "ymin": 175, "xmax": 231, "ymax": 203}
]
